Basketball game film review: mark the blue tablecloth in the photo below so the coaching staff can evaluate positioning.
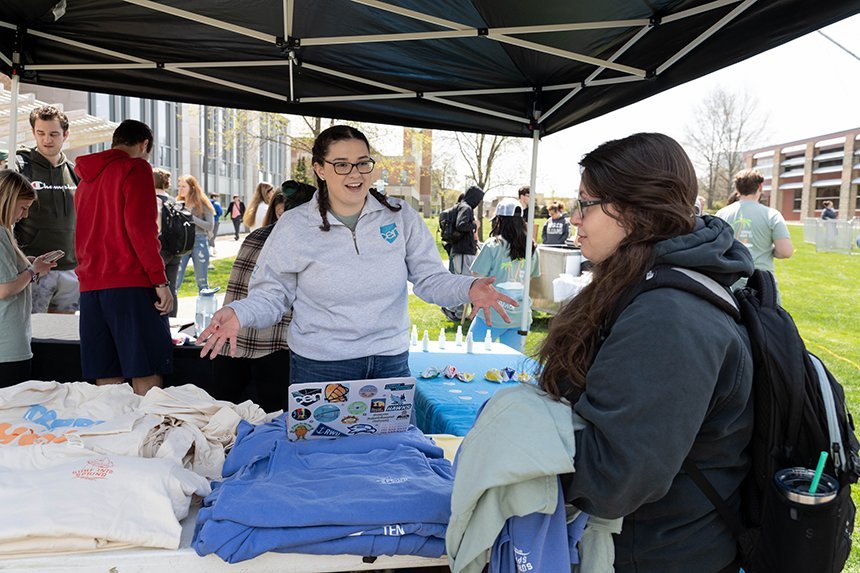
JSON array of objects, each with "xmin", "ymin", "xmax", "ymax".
[{"xmin": 408, "ymin": 342, "xmax": 539, "ymax": 436}]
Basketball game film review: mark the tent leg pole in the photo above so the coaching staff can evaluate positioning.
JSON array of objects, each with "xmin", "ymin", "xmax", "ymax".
[
  {"xmin": 9, "ymin": 65, "xmax": 19, "ymax": 169},
  {"xmin": 518, "ymin": 125, "xmax": 540, "ymax": 344}
]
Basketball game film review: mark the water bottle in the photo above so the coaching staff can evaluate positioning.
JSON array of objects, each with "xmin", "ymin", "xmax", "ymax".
[{"xmin": 195, "ymin": 287, "xmax": 221, "ymax": 337}]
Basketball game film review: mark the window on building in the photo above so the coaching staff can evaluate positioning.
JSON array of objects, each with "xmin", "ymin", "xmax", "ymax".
[
  {"xmin": 814, "ymin": 187, "xmax": 840, "ymax": 210},
  {"xmin": 792, "ymin": 190, "xmax": 802, "ymax": 212}
]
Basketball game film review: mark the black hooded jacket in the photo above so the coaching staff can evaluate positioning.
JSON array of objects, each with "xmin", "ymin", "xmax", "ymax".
[{"xmin": 448, "ymin": 185, "xmax": 484, "ymax": 256}]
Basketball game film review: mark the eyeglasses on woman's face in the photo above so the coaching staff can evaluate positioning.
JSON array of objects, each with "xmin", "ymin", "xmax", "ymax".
[
  {"xmin": 574, "ymin": 198, "xmax": 610, "ymax": 219},
  {"xmin": 323, "ymin": 158, "xmax": 376, "ymax": 175}
]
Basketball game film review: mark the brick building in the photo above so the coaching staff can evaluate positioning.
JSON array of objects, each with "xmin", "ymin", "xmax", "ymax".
[{"xmin": 743, "ymin": 127, "xmax": 859, "ymax": 221}]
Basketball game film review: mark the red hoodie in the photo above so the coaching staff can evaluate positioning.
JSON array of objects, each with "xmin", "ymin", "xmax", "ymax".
[{"xmin": 74, "ymin": 148, "xmax": 167, "ymax": 292}]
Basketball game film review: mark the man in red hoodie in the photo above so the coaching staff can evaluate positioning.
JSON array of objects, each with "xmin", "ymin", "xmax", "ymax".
[{"xmin": 74, "ymin": 120, "xmax": 173, "ymax": 395}]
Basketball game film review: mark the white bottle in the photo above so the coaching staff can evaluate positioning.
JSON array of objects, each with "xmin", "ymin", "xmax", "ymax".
[
  {"xmin": 465, "ymin": 332, "xmax": 474, "ymax": 354},
  {"xmin": 422, "ymin": 330, "xmax": 430, "ymax": 352},
  {"xmin": 455, "ymin": 325, "xmax": 464, "ymax": 346},
  {"xmin": 410, "ymin": 324, "xmax": 418, "ymax": 346},
  {"xmin": 484, "ymin": 330, "xmax": 493, "ymax": 351},
  {"xmin": 438, "ymin": 328, "xmax": 446, "ymax": 349},
  {"xmin": 195, "ymin": 287, "xmax": 221, "ymax": 337}
]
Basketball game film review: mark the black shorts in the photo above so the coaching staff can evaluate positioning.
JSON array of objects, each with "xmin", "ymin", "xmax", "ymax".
[{"xmin": 79, "ymin": 287, "xmax": 173, "ymax": 379}]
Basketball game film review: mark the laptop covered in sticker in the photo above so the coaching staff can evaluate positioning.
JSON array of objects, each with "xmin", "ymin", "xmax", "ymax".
[{"xmin": 286, "ymin": 377, "xmax": 416, "ymax": 441}]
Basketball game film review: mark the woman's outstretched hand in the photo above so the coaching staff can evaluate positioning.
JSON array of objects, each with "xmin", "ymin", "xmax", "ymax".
[
  {"xmin": 198, "ymin": 306, "xmax": 240, "ymax": 359},
  {"xmin": 468, "ymin": 277, "xmax": 518, "ymax": 326}
]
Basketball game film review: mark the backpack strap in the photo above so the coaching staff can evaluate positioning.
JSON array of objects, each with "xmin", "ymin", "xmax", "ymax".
[
  {"xmin": 681, "ymin": 458, "xmax": 745, "ymax": 538},
  {"xmin": 600, "ymin": 265, "xmax": 740, "ymax": 344}
]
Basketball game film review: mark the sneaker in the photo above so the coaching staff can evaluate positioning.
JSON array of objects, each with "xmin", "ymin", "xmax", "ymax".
[{"xmin": 208, "ymin": 264, "xmax": 215, "ymax": 271}]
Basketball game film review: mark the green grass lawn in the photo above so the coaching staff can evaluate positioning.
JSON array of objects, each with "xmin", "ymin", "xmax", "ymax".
[{"xmin": 187, "ymin": 221, "xmax": 860, "ymax": 567}]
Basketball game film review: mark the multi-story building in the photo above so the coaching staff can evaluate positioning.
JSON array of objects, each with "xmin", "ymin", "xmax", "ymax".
[
  {"xmin": 743, "ymin": 127, "xmax": 859, "ymax": 221},
  {"xmin": 2, "ymin": 79, "xmax": 292, "ymax": 235}
]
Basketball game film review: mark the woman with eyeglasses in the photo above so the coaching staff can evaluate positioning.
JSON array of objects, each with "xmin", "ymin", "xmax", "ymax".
[
  {"xmin": 198, "ymin": 125, "xmax": 515, "ymax": 384},
  {"xmin": 538, "ymin": 133, "xmax": 754, "ymax": 572}
]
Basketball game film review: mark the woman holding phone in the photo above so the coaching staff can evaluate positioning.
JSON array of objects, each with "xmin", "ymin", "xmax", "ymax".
[{"xmin": 0, "ymin": 170, "xmax": 57, "ymax": 386}]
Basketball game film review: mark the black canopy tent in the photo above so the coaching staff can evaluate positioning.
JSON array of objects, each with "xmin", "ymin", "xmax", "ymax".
[{"xmin": 2, "ymin": 0, "xmax": 859, "ymax": 335}]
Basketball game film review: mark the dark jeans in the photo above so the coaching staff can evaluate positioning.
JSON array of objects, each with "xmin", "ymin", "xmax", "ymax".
[
  {"xmin": 213, "ymin": 349, "xmax": 290, "ymax": 412},
  {"xmin": 231, "ymin": 217, "xmax": 242, "ymax": 240},
  {"xmin": 0, "ymin": 358, "xmax": 32, "ymax": 388},
  {"xmin": 289, "ymin": 351, "xmax": 411, "ymax": 385}
]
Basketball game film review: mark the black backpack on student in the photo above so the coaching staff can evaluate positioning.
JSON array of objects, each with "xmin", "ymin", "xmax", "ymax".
[
  {"xmin": 159, "ymin": 199, "xmax": 195, "ymax": 257},
  {"xmin": 439, "ymin": 203, "xmax": 464, "ymax": 246},
  {"xmin": 604, "ymin": 267, "xmax": 860, "ymax": 573}
]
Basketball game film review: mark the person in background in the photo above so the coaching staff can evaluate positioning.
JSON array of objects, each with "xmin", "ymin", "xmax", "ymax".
[
  {"xmin": 541, "ymin": 200, "xmax": 570, "ymax": 245},
  {"xmin": 695, "ymin": 195, "xmax": 707, "ymax": 216},
  {"xmin": 14, "ymin": 105, "xmax": 80, "ymax": 314},
  {"xmin": 468, "ymin": 197, "xmax": 539, "ymax": 352},
  {"xmin": 153, "ymin": 168, "xmax": 181, "ymax": 317},
  {"xmin": 176, "ymin": 175, "xmax": 214, "ymax": 292},
  {"xmin": 243, "ymin": 182, "xmax": 274, "ymax": 230},
  {"xmin": 229, "ymin": 194, "xmax": 245, "ymax": 240},
  {"xmin": 517, "ymin": 185, "xmax": 530, "ymax": 222},
  {"xmin": 73, "ymin": 119, "xmax": 173, "ymax": 396},
  {"xmin": 0, "ymin": 170, "xmax": 57, "ymax": 387},
  {"xmin": 0, "ymin": 150, "xmax": 7, "ymax": 170},
  {"xmin": 198, "ymin": 125, "xmax": 515, "ymax": 385},
  {"xmin": 715, "ymin": 168, "xmax": 792, "ymax": 296},
  {"xmin": 214, "ymin": 180, "xmax": 316, "ymax": 411},
  {"xmin": 538, "ymin": 133, "xmax": 754, "ymax": 573},
  {"xmin": 442, "ymin": 185, "xmax": 484, "ymax": 322},
  {"xmin": 209, "ymin": 193, "xmax": 224, "ymax": 256},
  {"xmin": 821, "ymin": 200, "xmax": 837, "ymax": 220}
]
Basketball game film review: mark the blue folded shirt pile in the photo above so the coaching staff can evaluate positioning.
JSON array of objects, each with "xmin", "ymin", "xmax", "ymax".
[{"xmin": 193, "ymin": 416, "xmax": 453, "ymax": 563}]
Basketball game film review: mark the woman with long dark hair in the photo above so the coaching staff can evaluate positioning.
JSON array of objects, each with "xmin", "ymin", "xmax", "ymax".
[
  {"xmin": 539, "ymin": 133, "xmax": 754, "ymax": 572},
  {"xmin": 467, "ymin": 197, "xmax": 539, "ymax": 351},
  {"xmin": 198, "ymin": 125, "xmax": 514, "ymax": 383}
]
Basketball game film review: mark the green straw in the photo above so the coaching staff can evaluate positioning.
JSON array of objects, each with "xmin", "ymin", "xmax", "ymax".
[{"xmin": 809, "ymin": 451, "xmax": 829, "ymax": 493}]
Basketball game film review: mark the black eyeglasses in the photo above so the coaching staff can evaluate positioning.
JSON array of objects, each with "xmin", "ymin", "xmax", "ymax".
[
  {"xmin": 323, "ymin": 158, "xmax": 376, "ymax": 175},
  {"xmin": 574, "ymin": 198, "xmax": 609, "ymax": 218}
]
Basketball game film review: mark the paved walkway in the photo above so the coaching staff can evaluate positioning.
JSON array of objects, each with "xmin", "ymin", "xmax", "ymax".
[{"xmin": 175, "ymin": 233, "xmax": 247, "ymax": 322}]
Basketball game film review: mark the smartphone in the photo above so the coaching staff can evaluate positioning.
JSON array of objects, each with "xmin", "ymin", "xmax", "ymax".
[{"xmin": 42, "ymin": 250, "xmax": 65, "ymax": 263}]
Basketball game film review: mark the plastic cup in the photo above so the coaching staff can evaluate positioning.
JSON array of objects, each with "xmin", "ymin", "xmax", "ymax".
[
  {"xmin": 495, "ymin": 281, "xmax": 524, "ymax": 301},
  {"xmin": 773, "ymin": 467, "xmax": 838, "ymax": 505}
]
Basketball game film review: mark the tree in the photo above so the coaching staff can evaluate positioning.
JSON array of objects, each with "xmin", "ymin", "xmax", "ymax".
[
  {"xmin": 451, "ymin": 132, "xmax": 522, "ymax": 238},
  {"xmin": 685, "ymin": 88, "xmax": 768, "ymax": 208},
  {"xmin": 293, "ymin": 157, "xmax": 313, "ymax": 185}
]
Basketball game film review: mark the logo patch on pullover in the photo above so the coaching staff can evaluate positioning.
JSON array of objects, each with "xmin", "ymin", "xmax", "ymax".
[{"xmin": 379, "ymin": 223, "xmax": 398, "ymax": 244}]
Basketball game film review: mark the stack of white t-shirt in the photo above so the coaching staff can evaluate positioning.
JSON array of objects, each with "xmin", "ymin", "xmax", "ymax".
[
  {"xmin": 0, "ymin": 381, "xmax": 273, "ymax": 556},
  {"xmin": 0, "ymin": 444, "xmax": 210, "ymax": 556},
  {"xmin": 0, "ymin": 381, "xmax": 272, "ymax": 479}
]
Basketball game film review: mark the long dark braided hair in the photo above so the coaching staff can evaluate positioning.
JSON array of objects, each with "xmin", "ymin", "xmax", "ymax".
[{"xmin": 311, "ymin": 125, "xmax": 401, "ymax": 231}]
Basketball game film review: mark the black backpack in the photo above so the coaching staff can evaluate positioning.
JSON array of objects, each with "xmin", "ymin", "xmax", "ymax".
[
  {"xmin": 439, "ymin": 203, "xmax": 464, "ymax": 245},
  {"xmin": 605, "ymin": 267, "xmax": 860, "ymax": 573},
  {"xmin": 159, "ymin": 199, "xmax": 195, "ymax": 257}
]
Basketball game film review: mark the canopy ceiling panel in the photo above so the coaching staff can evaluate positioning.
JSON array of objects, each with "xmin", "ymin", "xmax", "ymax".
[{"xmin": 1, "ymin": 0, "xmax": 858, "ymax": 137}]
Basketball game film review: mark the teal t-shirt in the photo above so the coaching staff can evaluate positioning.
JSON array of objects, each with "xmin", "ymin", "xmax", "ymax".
[
  {"xmin": 470, "ymin": 237, "xmax": 540, "ymax": 327},
  {"xmin": 0, "ymin": 230, "xmax": 33, "ymax": 362},
  {"xmin": 715, "ymin": 200, "xmax": 790, "ymax": 273}
]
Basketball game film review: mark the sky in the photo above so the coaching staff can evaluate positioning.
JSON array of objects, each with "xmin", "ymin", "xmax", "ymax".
[{"xmin": 439, "ymin": 13, "xmax": 860, "ymax": 200}]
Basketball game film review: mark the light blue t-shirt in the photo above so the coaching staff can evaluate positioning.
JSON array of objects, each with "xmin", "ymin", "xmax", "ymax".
[
  {"xmin": 0, "ymin": 230, "xmax": 32, "ymax": 362},
  {"xmin": 470, "ymin": 237, "xmax": 540, "ymax": 327},
  {"xmin": 715, "ymin": 200, "xmax": 790, "ymax": 273}
]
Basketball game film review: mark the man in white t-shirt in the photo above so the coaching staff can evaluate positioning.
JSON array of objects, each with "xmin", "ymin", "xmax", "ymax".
[{"xmin": 715, "ymin": 168, "xmax": 793, "ymax": 296}]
